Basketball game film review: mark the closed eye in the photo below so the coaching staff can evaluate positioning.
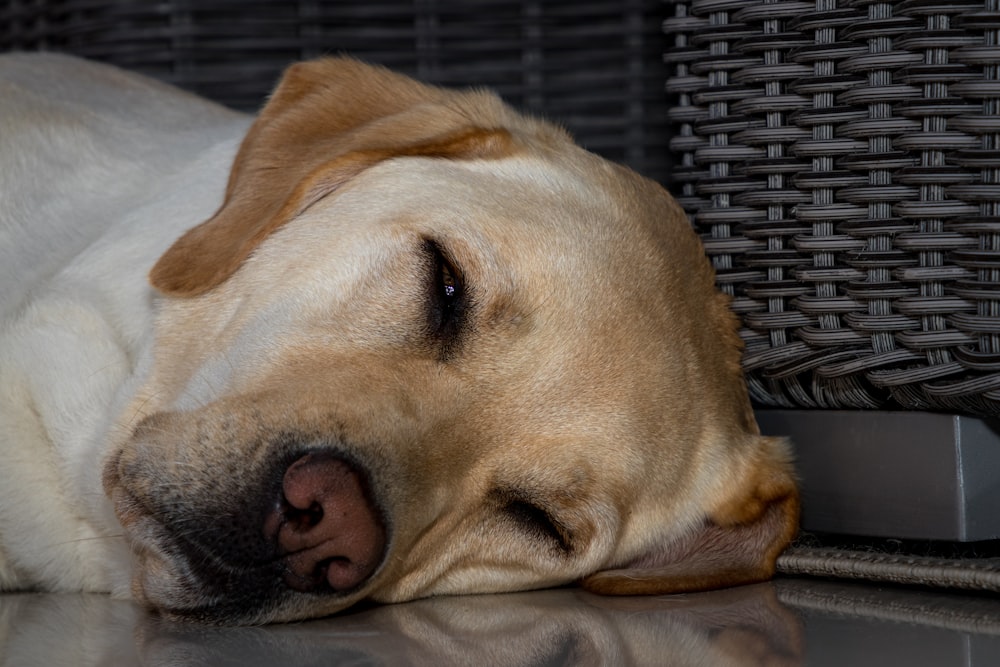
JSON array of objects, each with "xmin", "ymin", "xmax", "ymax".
[
  {"xmin": 500, "ymin": 496, "xmax": 574, "ymax": 555},
  {"xmin": 423, "ymin": 238, "xmax": 466, "ymax": 355}
]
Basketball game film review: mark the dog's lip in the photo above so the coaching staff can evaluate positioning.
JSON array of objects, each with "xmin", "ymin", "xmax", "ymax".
[{"xmin": 121, "ymin": 509, "xmax": 285, "ymax": 624}]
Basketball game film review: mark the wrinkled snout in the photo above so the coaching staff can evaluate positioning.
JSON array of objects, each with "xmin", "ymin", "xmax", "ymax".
[{"xmin": 264, "ymin": 453, "xmax": 386, "ymax": 593}]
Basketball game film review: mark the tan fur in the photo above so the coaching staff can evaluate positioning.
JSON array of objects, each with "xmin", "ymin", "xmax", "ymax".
[
  {"xmin": 95, "ymin": 57, "xmax": 800, "ymax": 623},
  {"xmin": 151, "ymin": 125, "xmax": 517, "ymax": 296}
]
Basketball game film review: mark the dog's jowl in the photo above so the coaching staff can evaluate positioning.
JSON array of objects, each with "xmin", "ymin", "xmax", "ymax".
[{"xmin": 0, "ymin": 53, "xmax": 798, "ymax": 624}]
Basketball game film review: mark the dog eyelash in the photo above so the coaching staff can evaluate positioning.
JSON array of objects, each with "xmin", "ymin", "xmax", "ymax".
[{"xmin": 501, "ymin": 497, "xmax": 573, "ymax": 555}]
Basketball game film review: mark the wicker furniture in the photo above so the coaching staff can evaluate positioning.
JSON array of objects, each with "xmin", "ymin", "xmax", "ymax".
[
  {"xmin": 0, "ymin": 0, "xmax": 670, "ymax": 183},
  {"xmin": 664, "ymin": 0, "xmax": 1000, "ymax": 418},
  {"xmin": 661, "ymin": 0, "xmax": 1000, "ymax": 546}
]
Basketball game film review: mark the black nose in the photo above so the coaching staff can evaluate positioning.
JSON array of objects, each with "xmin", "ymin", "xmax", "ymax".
[{"xmin": 262, "ymin": 453, "xmax": 385, "ymax": 593}]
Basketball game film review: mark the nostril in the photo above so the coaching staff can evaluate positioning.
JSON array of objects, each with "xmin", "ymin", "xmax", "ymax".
[
  {"xmin": 282, "ymin": 555, "xmax": 356, "ymax": 593},
  {"xmin": 264, "ymin": 453, "xmax": 386, "ymax": 594},
  {"xmin": 282, "ymin": 500, "xmax": 324, "ymax": 532}
]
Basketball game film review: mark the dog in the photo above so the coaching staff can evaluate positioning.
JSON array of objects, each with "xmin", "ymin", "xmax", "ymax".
[{"xmin": 0, "ymin": 52, "xmax": 798, "ymax": 624}]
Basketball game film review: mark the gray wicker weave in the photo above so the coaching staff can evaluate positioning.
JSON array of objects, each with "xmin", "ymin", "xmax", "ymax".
[
  {"xmin": 0, "ymin": 0, "xmax": 670, "ymax": 183},
  {"xmin": 665, "ymin": 0, "xmax": 1000, "ymax": 417}
]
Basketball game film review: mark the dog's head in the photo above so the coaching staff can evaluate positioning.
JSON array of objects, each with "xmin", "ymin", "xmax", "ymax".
[{"xmin": 103, "ymin": 58, "xmax": 798, "ymax": 624}]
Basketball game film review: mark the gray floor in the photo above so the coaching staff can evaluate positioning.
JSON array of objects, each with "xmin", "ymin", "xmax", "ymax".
[{"xmin": 2, "ymin": 578, "xmax": 999, "ymax": 666}]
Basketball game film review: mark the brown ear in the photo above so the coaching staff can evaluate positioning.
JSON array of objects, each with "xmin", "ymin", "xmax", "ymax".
[
  {"xmin": 150, "ymin": 57, "xmax": 514, "ymax": 296},
  {"xmin": 582, "ymin": 436, "xmax": 799, "ymax": 596}
]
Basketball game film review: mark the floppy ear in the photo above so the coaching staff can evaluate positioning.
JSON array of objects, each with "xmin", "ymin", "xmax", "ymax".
[
  {"xmin": 582, "ymin": 436, "xmax": 799, "ymax": 595},
  {"xmin": 150, "ymin": 57, "xmax": 514, "ymax": 296}
]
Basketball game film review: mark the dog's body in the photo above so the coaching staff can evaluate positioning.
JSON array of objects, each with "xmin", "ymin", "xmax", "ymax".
[
  {"xmin": 0, "ymin": 53, "xmax": 798, "ymax": 624},
  {"xmin": 0, "ymin": 53, "xmax": 252, "ymax": 597}
]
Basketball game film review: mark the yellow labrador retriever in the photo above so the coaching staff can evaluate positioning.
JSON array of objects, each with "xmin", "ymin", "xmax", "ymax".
[{"xmin": 0, "ymin": 53, "xmax": 798, "ymax": 624}]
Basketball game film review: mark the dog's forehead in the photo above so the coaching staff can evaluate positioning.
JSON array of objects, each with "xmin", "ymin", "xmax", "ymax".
[
  {"xmin": 239, "ymin": 149, "xmax": 682, "ymax": 325},
  {"xmin": 161, "ymin": 147, "xmax": 708, "ymax": 446},
  {"xmin": 261, "ymin": 148, "xmax": 693, "ymax": 368},
  {"xmin": 344, "ymin": 150, "xmax": 678, "ymax": 279}
]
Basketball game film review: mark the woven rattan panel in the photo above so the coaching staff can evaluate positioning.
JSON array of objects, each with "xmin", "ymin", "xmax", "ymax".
[
  {"xmin": 0, "ymin": 0, "xmax": 670, "ymax": 182},
  {"xmin": 665, "ymin": 0, "xmax": 1000, "ymax": 416}
]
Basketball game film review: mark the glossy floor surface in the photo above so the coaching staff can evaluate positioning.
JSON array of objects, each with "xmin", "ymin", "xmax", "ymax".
[{"xmin": 2, "ymin": 578, "xmax": 998, "ymax": 666}]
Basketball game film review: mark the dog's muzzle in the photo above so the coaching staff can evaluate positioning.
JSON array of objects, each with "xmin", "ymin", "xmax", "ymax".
[{"xmin": 105, "ymin": 428, "xmax": 389, "ymax": 623}]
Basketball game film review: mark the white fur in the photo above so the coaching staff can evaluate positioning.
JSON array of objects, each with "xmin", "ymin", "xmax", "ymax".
[{"xmin": 0, "ymin": 53, "xmax": 252, "ymax": 595}]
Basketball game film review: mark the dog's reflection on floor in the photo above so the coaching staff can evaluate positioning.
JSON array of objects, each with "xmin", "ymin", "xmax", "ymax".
[{"xmin": 0, "ymin": 584, "xmax": 802, "ymax": 666}]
